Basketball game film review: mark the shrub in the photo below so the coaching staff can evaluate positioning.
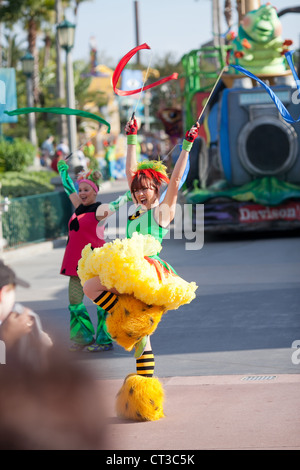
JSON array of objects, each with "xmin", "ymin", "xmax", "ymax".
[
  {"xmin": 0, "ymin": 138, "xmax": 36, "ymax": 172},
  {"xmin": 0, "ymin": 171, "xmax": 56, "ymax": 198},
  {"xmin": 2, "ymin": 191, "xmax": 73, "ymax": 248}
]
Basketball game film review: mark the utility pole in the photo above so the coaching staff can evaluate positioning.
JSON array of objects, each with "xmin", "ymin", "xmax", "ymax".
[
  {"xmin": 212, "ymin": 0, "xmax": 223, "ymax": 69},
  {"xmin": 237, "ymin": 0, "xmax": 261, "ymax": 23},
  {"xmin": 134, "ymin": 1, "xmax": 140, "ymax": 65},
  {"xmin": 55, "ymin": 0, "xmax": 68, "ymax": 143}
]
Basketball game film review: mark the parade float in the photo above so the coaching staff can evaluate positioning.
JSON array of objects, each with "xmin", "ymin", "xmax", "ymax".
[{"xmin": 181, "ymin": 0, "xmax": 300, "ymax": 231}]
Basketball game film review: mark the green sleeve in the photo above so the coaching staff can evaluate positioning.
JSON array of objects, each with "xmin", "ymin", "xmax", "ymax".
[
  {"xmin": 57, "ymin": 160, "xmax": 76, "ymax": 196},
  {"xmin": 108, "ymin": 190, "xmax": 132, "ymax": 213}
]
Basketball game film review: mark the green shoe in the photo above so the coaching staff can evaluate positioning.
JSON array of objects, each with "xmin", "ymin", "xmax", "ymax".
[
  {"xmin": 87, "ymin": 343, "xmax": 113, "ymax": 352},
  {"xmin": 134, "ymin": 336, "xmax": 149, "ymax": 359},
  {"xmin": 69, "ymin": 342, "xmax": 89, "ymax": 352}
]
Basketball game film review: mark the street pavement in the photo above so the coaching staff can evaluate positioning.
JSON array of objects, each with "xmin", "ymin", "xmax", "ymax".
[{"xmin": 2, "ymin": 179, "xmax": 300, "ymax": 451}]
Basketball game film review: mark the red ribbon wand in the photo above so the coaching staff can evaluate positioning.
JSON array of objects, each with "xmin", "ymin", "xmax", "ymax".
[{"xmin": 112, "ymin": 43, "xmax": 178, "ymax": 97}]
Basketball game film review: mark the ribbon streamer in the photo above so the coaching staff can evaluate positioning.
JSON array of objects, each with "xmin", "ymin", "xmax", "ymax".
[
  {"xmin": 112, "ymin": 43, "xmax": 178, "ymax": 96},
  {"xmin": 229, "ymin": 51, "xmax": 300, "ymax": 124},
  {"xmin": 5, "ymin": 107, "xmax": 111, "ymax": 133}
]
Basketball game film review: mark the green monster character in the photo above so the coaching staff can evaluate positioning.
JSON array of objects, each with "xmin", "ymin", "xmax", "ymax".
[{"xmin": 229, "ymin": 3, "xmax": 292, "ymax": 75}]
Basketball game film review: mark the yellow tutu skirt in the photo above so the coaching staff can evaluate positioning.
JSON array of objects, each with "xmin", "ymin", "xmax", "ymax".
[{"xmin": 78, "ymin": 232, "xmax": 197, "ymax": 311}]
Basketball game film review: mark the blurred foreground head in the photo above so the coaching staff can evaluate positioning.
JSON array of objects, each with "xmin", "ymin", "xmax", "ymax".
[{"xmin": 0, "ymin": 347, "xmax": 108, "ymax": 450}]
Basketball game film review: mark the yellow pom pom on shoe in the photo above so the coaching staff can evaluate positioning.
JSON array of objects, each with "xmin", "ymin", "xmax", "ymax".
[
  {"xmin": 115, "ymin": 374, "xmax": 165, "ymax": 421},
  {"xmin": 106, "ymin": 294, "xmax": 165, "ymax": 351}
]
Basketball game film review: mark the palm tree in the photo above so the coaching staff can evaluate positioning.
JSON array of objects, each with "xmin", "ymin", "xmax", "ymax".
[
  {"xmin": 0, "ymin": 0, "xmax": 56, "ymax": 105},
  {"xmin": 55, "ymin": 0, "xmax": 94, "ymax": 141},
  {"xmin": 2, "ymin": 30, "xmax": 26, "ymax": 68}
]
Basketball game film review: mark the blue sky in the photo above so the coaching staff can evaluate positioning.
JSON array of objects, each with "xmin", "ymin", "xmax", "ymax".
[{"xmin": 68, "ymin": 0, "xmax": 300, "ymax": 66}]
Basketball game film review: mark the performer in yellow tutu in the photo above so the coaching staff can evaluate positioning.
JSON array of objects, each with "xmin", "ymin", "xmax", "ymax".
[{"xmin": 78, "ymin": 118, "xmax": 199, "ymax": 421}]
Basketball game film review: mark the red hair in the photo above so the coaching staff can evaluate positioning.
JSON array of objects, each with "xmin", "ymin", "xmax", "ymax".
[{"xmin": 130, "ymin": 169, "xmax": 169, "ymax": 196}]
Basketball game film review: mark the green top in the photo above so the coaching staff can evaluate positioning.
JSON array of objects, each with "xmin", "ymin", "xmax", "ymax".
[
  {"xmin": 127, "ymin": 207, "xmax": 176, "ymax": 275},
  {"xmin": 127, "ymin": 207, "xmax": 168, "ymax": 243}
]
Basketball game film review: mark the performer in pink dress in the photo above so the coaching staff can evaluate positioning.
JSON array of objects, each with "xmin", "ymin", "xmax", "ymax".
[{"xmin": 58, "ymin": 160, "xmax": 131, "ymax": 352}]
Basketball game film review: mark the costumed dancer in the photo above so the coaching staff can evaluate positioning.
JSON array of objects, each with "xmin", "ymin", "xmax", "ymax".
[
  {"xmin": 57, "ymin": 159, "xmax": 132, "ymax": 352},
  {"xmin": 78, "ymin": 119, "xmax": 199, "ymax": 421}
]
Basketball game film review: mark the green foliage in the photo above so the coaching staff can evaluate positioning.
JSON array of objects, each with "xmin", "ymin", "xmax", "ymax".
[
  {"xmin": 87, "ymin": 156, "xmax": 100, "ymax": 171},
  {"xmin": 0, "ymin": 138, "xmax": 36, "ymax": 172},
  {"xmin": 0, "ymin": 170, "xmax": 56, "ymax": 198},
  {"xmin": 2, "ymin": 190, "xmax": 72, "ymax": 248},
  {"xmin": 0, "ymin": 0, "xmax": 56, "ymax": 24}
]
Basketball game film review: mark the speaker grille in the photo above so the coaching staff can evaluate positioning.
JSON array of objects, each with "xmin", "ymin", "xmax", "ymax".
[
  {"xmin": 238, "ymin": 116, "xmax": 298, "ymax": 176},
  {"xmin": 246, "ymin": 124, "xmax": 290, "ymax": 172}
]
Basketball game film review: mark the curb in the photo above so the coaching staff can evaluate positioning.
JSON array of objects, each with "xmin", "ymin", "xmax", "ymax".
[{"xmin": 2, "ymin": 237, "xmax": 67, "ymax": 263}]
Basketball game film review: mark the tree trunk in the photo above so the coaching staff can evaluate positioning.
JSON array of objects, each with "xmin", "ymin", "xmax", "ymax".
[
  {"xmin": 44, "ymin": 33, "xmax": 51, "ymax": 68},
  {"xmin": 28, "ymin": 17, "xmax": 40, "ymax": 106},
  {"xmin": 55, "ymin": 0, "xmax": 68, "ymax": 143}
]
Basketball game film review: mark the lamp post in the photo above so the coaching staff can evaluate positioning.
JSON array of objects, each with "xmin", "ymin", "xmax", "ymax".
[
  {"xmin": 56, "ymin": 19, "xmax": 79, "ymax": 169},
  {"xmin": 0, "ymin": 182, "xmax": 10, "ymax": 256},
  {"xmin": 21, "ymin": 52, "xmax": 37, "ymax": 147}
]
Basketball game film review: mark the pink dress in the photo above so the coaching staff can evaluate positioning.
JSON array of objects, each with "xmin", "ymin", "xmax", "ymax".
[{"xmin": 60, "ymin": 202, "xmax": 105, "ymax": 277}]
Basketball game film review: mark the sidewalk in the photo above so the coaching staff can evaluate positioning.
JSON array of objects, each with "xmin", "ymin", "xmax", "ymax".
[
  {"xmin": 100, "ymin": 374, "xmax": 300, "ymax": 450},
  {"xmin": 2, "ymin": 179, "xmax": 300, "ymax": 451}
]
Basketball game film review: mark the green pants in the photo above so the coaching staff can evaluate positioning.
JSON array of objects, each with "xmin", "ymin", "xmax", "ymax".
[{"xmin": 68, "ymin": 276, "xmax": 112, "ymax": 345}]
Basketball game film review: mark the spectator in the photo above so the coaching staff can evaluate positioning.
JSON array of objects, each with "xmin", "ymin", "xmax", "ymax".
[
  {"xmin": 41, "ymin": 135, "xmax": 55, "ymax": 167},
  {"xmin": 0, "ymin": 260, "xmax": 52, "ymax": 368},
  {"xmin": 51, "ymin": 150, "xmax": 64, "ymax": 173},
  {"xmin": 104, "ymin": 138, "xmax": 117, "ymax": 179},
  {"xmin": 0, "ymin": 346, "xmax": 108, "ymax": 450},
  {"xmin": 77, "ymin": 149, "xmax": 89, "ymax": 171},
  {"xmin": 83, "ymin": 140, "xmax": 95, "ymax": 159},
  {"xmin": 56, "ymin": 139, "xmax": 70, "ymax": 158}
]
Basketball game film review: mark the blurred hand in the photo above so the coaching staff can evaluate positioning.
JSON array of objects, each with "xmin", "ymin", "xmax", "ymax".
[
  {"xmin": 125, "ymin": 118, "xmax": 138, "ymax": 135},
  {"xmin": 41, "ymin": 331, "xmax": 53, "ymax": 348},
  {"xmin": 185, "ymin": 122, "xmax": 200, "ymax": 143},
  {"xmin": 0, "ymin": 311, "xmax": 33, "ymax": 349}
]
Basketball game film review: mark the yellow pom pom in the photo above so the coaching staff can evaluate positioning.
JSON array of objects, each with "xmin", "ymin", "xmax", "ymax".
[
  {"xmin": 116, "ymin": 374, "xmax": 165, "ymax": 421},
  {"xmin": 106, "ymin": 294, "xmax": 165, "ymax": 351}
]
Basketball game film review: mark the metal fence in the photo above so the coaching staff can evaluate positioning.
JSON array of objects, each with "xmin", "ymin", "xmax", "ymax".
[{"xmin": 2, "ymin": 191, "xmax": 73, "ymax": 250}]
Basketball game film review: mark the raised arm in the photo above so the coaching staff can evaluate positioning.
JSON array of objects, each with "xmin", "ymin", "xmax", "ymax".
[
  {"xmin": 156, "ymin": 123, "xmax": 200, "ymax": 227},
  {"xmin": 125, "ymin": 118, "xmax": 139, "ymax": 185},
  {"xmin": 96, "ymin": 190, "xmax": 133, "ymax": 222},
  {"xmin": 57, "ymin": 160, "xmax": 81, "ymax": 208}
]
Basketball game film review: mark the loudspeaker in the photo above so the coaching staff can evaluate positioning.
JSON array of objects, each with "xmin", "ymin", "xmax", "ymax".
[{"xmin": 219, "ymin": 86, "xmax": 300, "ymax": 186}]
